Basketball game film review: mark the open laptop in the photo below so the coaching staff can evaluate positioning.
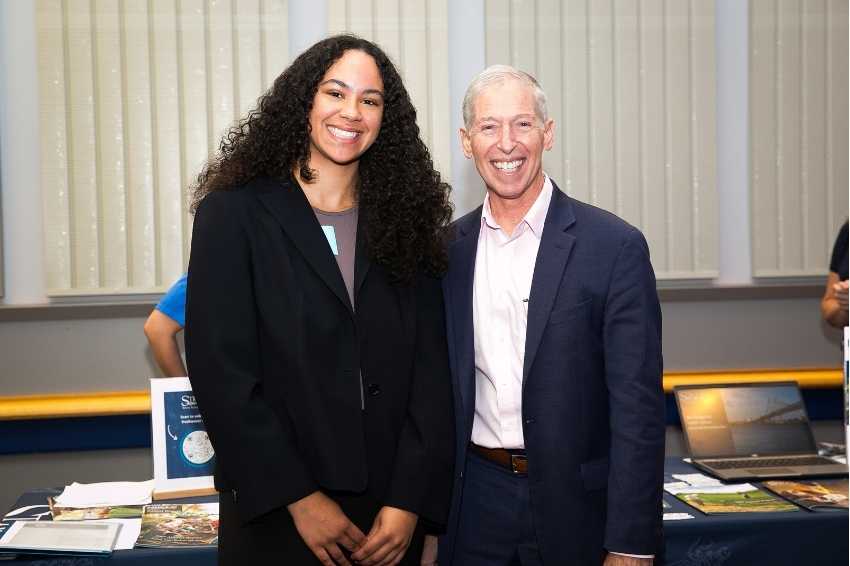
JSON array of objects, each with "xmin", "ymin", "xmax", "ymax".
[{"xmin": 674, "ymin": 381, "xmax": 848, "ymax": 481}]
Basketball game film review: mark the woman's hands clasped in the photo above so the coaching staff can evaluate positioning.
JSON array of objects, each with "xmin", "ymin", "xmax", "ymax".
[
  {"xmin": 351, "ymin": 506, "xmax": 418, "ymax": 566},
  {"xmin": 288, "ymin": 492, "xmax": 418, "ymax": 566},
  {"xmin": 287, "ymin": 491, "xmax": 368, "ymax": 566}
]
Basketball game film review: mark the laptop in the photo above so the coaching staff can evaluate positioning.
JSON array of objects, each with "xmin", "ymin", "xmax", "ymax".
[{"xmin": 674, "ymin": 381, "xmax": 848, "ymax": 481}]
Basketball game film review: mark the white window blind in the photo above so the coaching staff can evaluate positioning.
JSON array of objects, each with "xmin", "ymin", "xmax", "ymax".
[
  {"xmin": 36, "ymin": 0, "xmax": 288, "ymax": 295},
  {"xmin": 485, "ymin": 0, "xmax": 719, "ymax": 280},
  {"xmin": 0, "ymin": 183, "xmax": 3, "ymax": 297},
  {"xmin": 750, "ymin": 0, "xmax": 848, "ymax": 278},
  {"xmin": 327, "ymin": 0, "xmax": 451, "ymax": 181}
]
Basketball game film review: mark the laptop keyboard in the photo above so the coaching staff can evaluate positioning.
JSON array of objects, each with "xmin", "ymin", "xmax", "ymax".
[{"xmin": 707, "ymin": 456, "xmax": 837, "ymax": 469}]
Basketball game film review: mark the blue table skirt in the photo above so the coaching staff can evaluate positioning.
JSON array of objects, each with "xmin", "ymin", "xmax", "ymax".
[
  {"xmin": 3, "ymin": 458, "xmax": 847, "ymax": 565},
  {"xmin": 660, "ymin": 457, "xmax": 848, "ymax": 566}
]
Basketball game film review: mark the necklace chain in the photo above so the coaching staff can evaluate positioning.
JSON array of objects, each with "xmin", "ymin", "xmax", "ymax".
[{"xmin": 306, "ymin": 194, "xmax": 357, "ymax": 213}]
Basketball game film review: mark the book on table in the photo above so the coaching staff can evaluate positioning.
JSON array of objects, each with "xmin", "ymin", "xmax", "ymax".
[{"xmin": 47, "ymin": 496, "xmax": 144, "ymax": 521}]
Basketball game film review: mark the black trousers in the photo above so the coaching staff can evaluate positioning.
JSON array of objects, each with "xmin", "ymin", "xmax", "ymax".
[{"xmin": 218, "ymin": 489, "xmax": 426, "ymax": 565}]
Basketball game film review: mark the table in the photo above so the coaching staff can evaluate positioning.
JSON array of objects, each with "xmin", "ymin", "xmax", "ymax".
[
  {"xmin": 3, "ymin": 459, "xmax": 847, "ymax": 565},
  {"xmin": 659, "ymin": 457, "xmax": 848, "ymax": 566},
  {"xmin": 1, "ymin": 488, "xmax": 217, "ymax": 565}
]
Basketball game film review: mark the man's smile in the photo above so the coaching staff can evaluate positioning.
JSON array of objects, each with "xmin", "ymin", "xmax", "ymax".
[{"xmin": 492, "ymin": 159, "xmax": 524, "ymax": 173}]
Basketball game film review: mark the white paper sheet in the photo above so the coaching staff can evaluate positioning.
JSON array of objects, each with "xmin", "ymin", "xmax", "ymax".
[{"xmin": 54, "ymin": 480, "xmax": 154, "ymax": 508}]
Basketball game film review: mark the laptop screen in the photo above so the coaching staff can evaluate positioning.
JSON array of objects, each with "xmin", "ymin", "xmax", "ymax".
[{"xmin": 675, "ymin": 382, "xmax": 819, "ymax": 459}]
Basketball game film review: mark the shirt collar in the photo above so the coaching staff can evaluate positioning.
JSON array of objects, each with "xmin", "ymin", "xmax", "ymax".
[{"xmin": 481, "ymin": 173, "xmax": 552, "ymax": 240}]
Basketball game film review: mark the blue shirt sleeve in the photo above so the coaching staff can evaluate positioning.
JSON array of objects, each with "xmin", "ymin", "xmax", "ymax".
[{"xmin": 155, "ymin": 272, "xmax": 187, "ymax": 327}]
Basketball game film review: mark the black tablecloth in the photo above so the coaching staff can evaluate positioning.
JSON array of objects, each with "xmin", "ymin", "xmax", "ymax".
[{"xmin": 3, "ymin": 459, "xmax": 847, "ymax": 565}]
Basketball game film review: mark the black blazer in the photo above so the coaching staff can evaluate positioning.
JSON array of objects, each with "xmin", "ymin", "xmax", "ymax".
[{"xmin": 185, "ymin": 176, "xmax": 455, "ymax": 527}]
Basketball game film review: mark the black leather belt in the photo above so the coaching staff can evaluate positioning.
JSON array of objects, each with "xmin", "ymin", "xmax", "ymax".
[{"xmin": 472, "ymin": 444, "xmax": 528, "ymax": 474}]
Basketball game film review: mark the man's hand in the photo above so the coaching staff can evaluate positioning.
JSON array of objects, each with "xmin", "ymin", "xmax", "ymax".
[
  {"xmin": 350, "ymin": 506, "xmax": 418, "ymax": 566},
  {"xmin": 420, "ymin": 533, "xmax": 438, "ymax": 566},
  {"xmin": 833, "ymin": 280, "xmax": 849, "ymax": 310},
  {"xmin": 603, "ymin": 553, "xmax": 653, "ymax": 566},
  {"xmin": 287, "ymin": 491, "xmax": 368, "ymax": 566}
]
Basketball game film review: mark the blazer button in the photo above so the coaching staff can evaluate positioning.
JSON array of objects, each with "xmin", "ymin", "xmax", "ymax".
[
  {"xmin": 368, "ymin": 383, "xmax": 380, "ymax": 395},
  {"xmin": 232, "ymin": 490, "xmax": 237, "ymax": 502}
]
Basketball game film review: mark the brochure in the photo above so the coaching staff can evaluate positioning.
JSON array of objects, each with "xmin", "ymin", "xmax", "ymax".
[
  {"xmin": 135, "ymin": 503, "xmax": 219, "ymax": 547},
  {"xmin": 664, "ymin": 483, "xmax": 798, "ymax": 514},
  {"xmin": 0, "ymin": 520, "xmax": 122, "ymax": 556},
  {"xmin": 762, "ymin": 479, "xmax": 849, "ymax": 511},
  {"xmin": 47, "ymin": 497, "xmax": 143, "ymax": 521}
]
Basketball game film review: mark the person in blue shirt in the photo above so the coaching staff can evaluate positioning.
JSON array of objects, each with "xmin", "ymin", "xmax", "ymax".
[{"xmin": 144, "ymin": 272, "xmax": 188, "ymax": 377}]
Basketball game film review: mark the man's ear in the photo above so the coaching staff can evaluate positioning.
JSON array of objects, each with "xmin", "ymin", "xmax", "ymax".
[
  {"xmin": 543, "ymin": 118, "xmax": 554, "ymax": 151},
  {"xmin": 460, "ymin": 127, "xmax": 473, "ymax": 159}
]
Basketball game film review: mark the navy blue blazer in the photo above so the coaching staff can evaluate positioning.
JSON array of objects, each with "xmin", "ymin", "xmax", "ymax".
[{"xmin": 439, "ymin": 182, "xmax": 665, "ymax": 565}]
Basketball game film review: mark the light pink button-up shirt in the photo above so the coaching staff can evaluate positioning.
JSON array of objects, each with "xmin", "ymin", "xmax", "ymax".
[{"xmin": 471, "ymin": 175, "xmax": 553, "ymax": 450}]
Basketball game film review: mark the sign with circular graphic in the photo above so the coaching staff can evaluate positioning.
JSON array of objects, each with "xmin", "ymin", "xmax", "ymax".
[{"xmin": 180, "ymin": 430, "xmax": 215, "ymax": 467}]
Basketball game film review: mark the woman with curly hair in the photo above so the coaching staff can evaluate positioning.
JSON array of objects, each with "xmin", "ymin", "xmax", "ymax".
[{"xmin": 185, "ymin": 35, "xmax": 455, "ymax": 566}]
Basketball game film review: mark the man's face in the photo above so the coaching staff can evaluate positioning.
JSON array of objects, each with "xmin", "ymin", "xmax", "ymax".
[{"xmin": 461, "ymin": 78, "xmax": 553, "ymax": 205}]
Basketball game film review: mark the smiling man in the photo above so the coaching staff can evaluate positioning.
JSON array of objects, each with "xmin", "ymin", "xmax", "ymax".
[{"xmin": 436, "ymin": 66, "xmax": 666, "ymax": 566}]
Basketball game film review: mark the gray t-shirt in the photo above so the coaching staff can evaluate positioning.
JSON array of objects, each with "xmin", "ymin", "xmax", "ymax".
[{"xmin": 313, "ymin": 204, "xmax": 358, "ymax": 307}]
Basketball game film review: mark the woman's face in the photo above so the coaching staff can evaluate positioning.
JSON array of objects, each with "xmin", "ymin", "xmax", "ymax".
[{"xmin": 307, "ymin": 49, "xmax": 384, "ymax": 171}]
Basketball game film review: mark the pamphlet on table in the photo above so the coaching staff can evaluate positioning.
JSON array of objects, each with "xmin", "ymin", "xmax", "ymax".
[
  {"xmin": 762, "ymin": 478, "xmax": 849, "ymax": 511},
  {"xmin": 665, "ymin": 483, "xmax": 798, "ymax": 514},
  {"xmin": 135, "ymin": 503, "xmax": 219, "ymax": 547}
]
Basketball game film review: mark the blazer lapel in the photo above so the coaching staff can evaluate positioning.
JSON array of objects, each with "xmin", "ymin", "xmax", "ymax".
[
  {"xmin": 257, "ymin": 179, "xmax": 355, "ymax": 316},
  {"xmin": 523, "ymin": 184, "xmax": 576, "ymax": 384},
  {"xmin": 448, "ymin": 209, "xmax": 482, "ymax": 434}
]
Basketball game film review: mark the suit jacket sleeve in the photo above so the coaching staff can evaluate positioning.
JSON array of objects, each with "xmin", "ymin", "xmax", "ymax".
[
  {"xmin": 602, "ymin": 228, "xmax": 666, "ymax": 554},
  {"xmin": 382, "ymin": 274, "xmax": 456, "ymax": 526},
  {"xmin": 185, "ymin": 190, "xmax": 318, "ymax": 525}
]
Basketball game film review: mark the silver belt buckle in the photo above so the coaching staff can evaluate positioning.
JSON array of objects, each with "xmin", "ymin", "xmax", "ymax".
[{"xmin": 510, "ymin": 454, "xmax": 526, "ymax": 474}]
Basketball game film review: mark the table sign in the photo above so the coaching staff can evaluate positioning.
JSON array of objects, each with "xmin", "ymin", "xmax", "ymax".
[{"xmin": 150, "ymin": 378, "xmax": 217, "ymax": 499}]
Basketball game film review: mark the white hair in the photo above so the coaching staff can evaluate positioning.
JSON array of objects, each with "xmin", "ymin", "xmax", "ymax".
[{"xmin": 462, "ymin": 65, "xmax": 548, "ymax": 130}]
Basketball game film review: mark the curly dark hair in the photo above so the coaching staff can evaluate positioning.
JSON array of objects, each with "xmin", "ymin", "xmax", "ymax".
[{"xmin": 190, "ymin": 34, "xmax": 453, "ymax": 284}]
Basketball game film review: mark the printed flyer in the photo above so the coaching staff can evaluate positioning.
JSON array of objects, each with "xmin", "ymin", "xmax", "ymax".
[{"xmin": 136, "ymin": 503, "xmax": 219, "ymax": 548}]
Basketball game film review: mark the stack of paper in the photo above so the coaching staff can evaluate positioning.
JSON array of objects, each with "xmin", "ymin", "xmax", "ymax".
[{"xmin": 54, "ymin": 480, "xmax": 155, "ymax": 508}]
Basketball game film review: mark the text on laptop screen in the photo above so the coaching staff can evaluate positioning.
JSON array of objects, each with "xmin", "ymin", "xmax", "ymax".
[{"xmin": 677, "ymin": 384, "xmax": 818, "ymax": 458}]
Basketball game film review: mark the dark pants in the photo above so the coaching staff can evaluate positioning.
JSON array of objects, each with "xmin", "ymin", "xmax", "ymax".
[
  {"xmin": 218, "ymin": 489, "xmax": 425, "ymax": 565},
  {"xmin": 452, "ymin": 447, "xmax": 544, "ymax": 566}
]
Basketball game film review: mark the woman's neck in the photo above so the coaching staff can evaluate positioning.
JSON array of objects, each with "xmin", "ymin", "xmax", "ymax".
[{"xmin": 296, "ymin": 162, "xmax": 358, "ymax": 212}]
